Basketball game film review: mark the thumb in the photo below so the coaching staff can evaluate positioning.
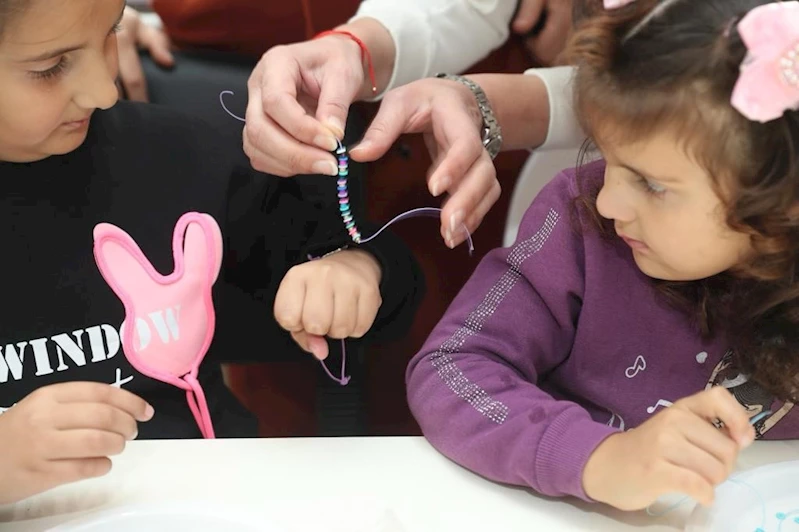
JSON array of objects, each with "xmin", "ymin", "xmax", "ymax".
[
  {"xmin": 141, "ymin": 27, "xmax": 174, "ymax": 67},
  {"xmin": 316, "ymin": 68, "xmax": 359, "ymax": 140},
  {"xmin": 306, "ymin": 335, "xmax": 330, "ymax": 361},
  {"xmin": 291, "ymin": 331, "xmax": 330, "ymax": 360},
  {"xmin": 291, "ymin": 330, "xmax": 312, "ymax": 353},
  {"xmin": 513, "ymin": 0, "xmax": 546, "ymax": 34}
]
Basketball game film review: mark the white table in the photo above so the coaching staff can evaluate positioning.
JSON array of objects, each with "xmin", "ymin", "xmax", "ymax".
[{"xmin": 0, "ymin": 437, "xmax": 797, "ymax": 532}]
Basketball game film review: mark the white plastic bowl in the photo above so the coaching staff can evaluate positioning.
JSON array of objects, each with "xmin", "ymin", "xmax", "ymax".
[{"xmin": 686, "ymin": 460, "xmax": 799, "ymax": 532}]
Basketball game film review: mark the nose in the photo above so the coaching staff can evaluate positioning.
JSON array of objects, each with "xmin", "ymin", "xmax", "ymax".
[
  {"xmin": 596, "ymin": 171, "xmax": 636, "ymax": 223},
  {"xmin": 73, "ymin": 50, "xmax": 119, "ymax": 111}
]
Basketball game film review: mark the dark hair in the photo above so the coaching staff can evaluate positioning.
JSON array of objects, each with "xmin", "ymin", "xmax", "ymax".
[{"xmin": 566, "ymin": 0, "xmax": 799, "ymax": 401}]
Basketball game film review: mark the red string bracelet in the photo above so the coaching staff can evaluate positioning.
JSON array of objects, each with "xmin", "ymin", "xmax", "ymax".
[{"xmin": 313, "ymin": 30, "xmax": 378, "ymax": 96}]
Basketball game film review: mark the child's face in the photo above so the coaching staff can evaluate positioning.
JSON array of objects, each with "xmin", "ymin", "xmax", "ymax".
[
  {"xmin": 0, "ymin": 0, "xmax": 123, "ymax": 162},
  {"xmin": 597, "ymin": 130, "xmax": 752, "ymax": 282}
]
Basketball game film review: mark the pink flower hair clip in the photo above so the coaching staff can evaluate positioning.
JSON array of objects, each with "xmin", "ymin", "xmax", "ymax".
[{"xmin": 731, "ymin": 1, "xmax": 799, "ymax": 122}]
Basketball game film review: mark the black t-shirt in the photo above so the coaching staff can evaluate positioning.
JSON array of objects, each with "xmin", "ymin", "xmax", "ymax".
[{"xmin": 0, "ymin": 101, "xmax": 423, "ymax": 439}]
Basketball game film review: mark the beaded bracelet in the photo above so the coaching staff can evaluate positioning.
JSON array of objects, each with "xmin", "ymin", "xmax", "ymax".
[
  {"xmin": 335, "ymin": 140, "xmax": 362, "ymax": 243},
  {"xmin": 331, "ymin": 139, "xmax": 476, "ymax": 251}
]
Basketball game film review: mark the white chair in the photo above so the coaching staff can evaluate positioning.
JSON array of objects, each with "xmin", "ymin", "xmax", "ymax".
[{"xmin": 503, "ymin": 147, "xmax": 581, "ymax": 247}]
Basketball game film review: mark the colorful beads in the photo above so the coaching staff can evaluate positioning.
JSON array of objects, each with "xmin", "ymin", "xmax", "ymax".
[{"xmin": 335, "ymin": 141, "xmax": 361, "ymax": 243}]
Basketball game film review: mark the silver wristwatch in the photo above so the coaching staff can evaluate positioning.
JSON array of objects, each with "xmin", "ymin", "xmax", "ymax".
[{"xmin": 436, "ymin": 73, "xmax": 503, "ymax": 159}]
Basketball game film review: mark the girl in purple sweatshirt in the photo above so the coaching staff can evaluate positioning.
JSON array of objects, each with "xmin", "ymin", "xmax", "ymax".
[{"xmin": 407, "ymin": 0, "xmax": 799, "ymax": 512}]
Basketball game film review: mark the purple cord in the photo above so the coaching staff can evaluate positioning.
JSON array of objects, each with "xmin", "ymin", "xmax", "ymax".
[
  {"xmin": 323, "ymin": 340, "xmax": 351, "ymax": 386},
  {"xmin": 220, "ymin": 91, "xmax": 246, "ymax": 122},
  {"xmin": 359, "ymin": 206, "xmax": 474, "ymax": 254}
]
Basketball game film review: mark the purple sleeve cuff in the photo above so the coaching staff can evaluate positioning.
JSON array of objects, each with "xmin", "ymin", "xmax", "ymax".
[{"xmin": 534, "ymin": 408, "xmax": 620, "ymax": 501}]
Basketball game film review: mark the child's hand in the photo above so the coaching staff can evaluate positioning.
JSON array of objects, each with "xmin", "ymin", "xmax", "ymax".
[
  {"xmin": 0, "ymin": 382, "xmax": 153, "ymax": 504},
  {"xmin": 274, "ymin": 249, "xmax": 383, "ymax": 360},
  {"xmin": 582, "ymin": 387, "xmax": 754, "ymax": 511},
  {"xmin": 116, "ymin": 6, "xmax": 174, "ymax": 102}
]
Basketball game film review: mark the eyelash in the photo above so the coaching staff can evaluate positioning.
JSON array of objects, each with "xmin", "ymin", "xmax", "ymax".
[
  {"xmin": 636, "ymin": 176, "xmax": 667, "ymax": 197},
  {"xmin": 29, "ymin": 24, "xmax": 122, "ymax": 81},
  {"xmin": 31, "ymin": 57, "xmax": 69, "ymax": 81}
]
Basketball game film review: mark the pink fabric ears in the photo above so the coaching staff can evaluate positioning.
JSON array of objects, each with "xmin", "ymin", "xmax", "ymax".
[{"xmin": 94, "ymin": 213, "xmax": 223, "ymax": 439}]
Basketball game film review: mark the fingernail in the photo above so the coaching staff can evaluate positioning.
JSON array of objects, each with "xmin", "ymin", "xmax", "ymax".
[
  {"xmin": 450, "ymin": 210, "xmax": 464, "ymax": 233},
  {"xmin": 129, "ymin": 429, "xmax": 138, "ymax": 441},
  {"xmin": 431, "ymin": 176, "xmax": 451, "ymax": 197},
  {"xmin": 444, "ymin": 231, "xmax": 456, "ymax": 249},
  {"xmin": 312, "ymin": 160, "xmax": 339, "ymax": 177},
  {"xmin": 313, "ymin": 134, "xmax": 338, "ymax": 152},
  {"xmin": 143, "ymin": 404, "xmax": 154, "ymax": 421},
  {"xmin": 350, "ymin": 140, "xmax": 370, "ymax": 155},
  {"xmin": 325, "ymin": 118, "xmax": 345, "ymax": 139},
  {"xmin": 740, "ymin": 431, "xmax": 755, "ymax": 448}
]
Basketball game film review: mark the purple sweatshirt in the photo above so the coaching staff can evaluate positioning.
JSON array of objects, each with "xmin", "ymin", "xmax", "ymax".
[{"xmin": 406, "ymin": 161, "xmax": 799, "ymax": 501}]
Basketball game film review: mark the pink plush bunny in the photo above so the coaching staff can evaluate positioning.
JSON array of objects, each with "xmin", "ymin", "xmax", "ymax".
[{"xmin": 93, "ymin": 213, "xmax": 223, "ymax": 439}]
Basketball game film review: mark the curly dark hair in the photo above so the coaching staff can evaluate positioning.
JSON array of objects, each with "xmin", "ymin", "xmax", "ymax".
[{"xmin": 565, "ymin": 0, "xmax": 799, "ymax": 401}]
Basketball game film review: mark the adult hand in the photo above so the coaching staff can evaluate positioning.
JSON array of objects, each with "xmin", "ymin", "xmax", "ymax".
[
  {"xmin": 243, "ymin": 35, "xmax": 367, "ymax": 178},
  {"xmin": 349, "ymin": 78, "xmax": 500, "ymax": 249}
]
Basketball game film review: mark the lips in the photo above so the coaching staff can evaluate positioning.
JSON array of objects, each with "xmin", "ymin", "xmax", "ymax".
[
  {"xmin": 618, "ymin": 233, "xmax": 649, "ymax": 251},
  {"xmin": 62, "ymin": 115, "xmax": 92, "ymax": 128}
]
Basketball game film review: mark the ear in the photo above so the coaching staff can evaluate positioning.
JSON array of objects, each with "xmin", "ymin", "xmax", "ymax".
[
  {"xmin": 94, "ymin": 223, "xmax": 159, "ymax": 303},
  {"xmin": 175, "ymin": 213, "xmax": 223, "ymax": 285}
]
